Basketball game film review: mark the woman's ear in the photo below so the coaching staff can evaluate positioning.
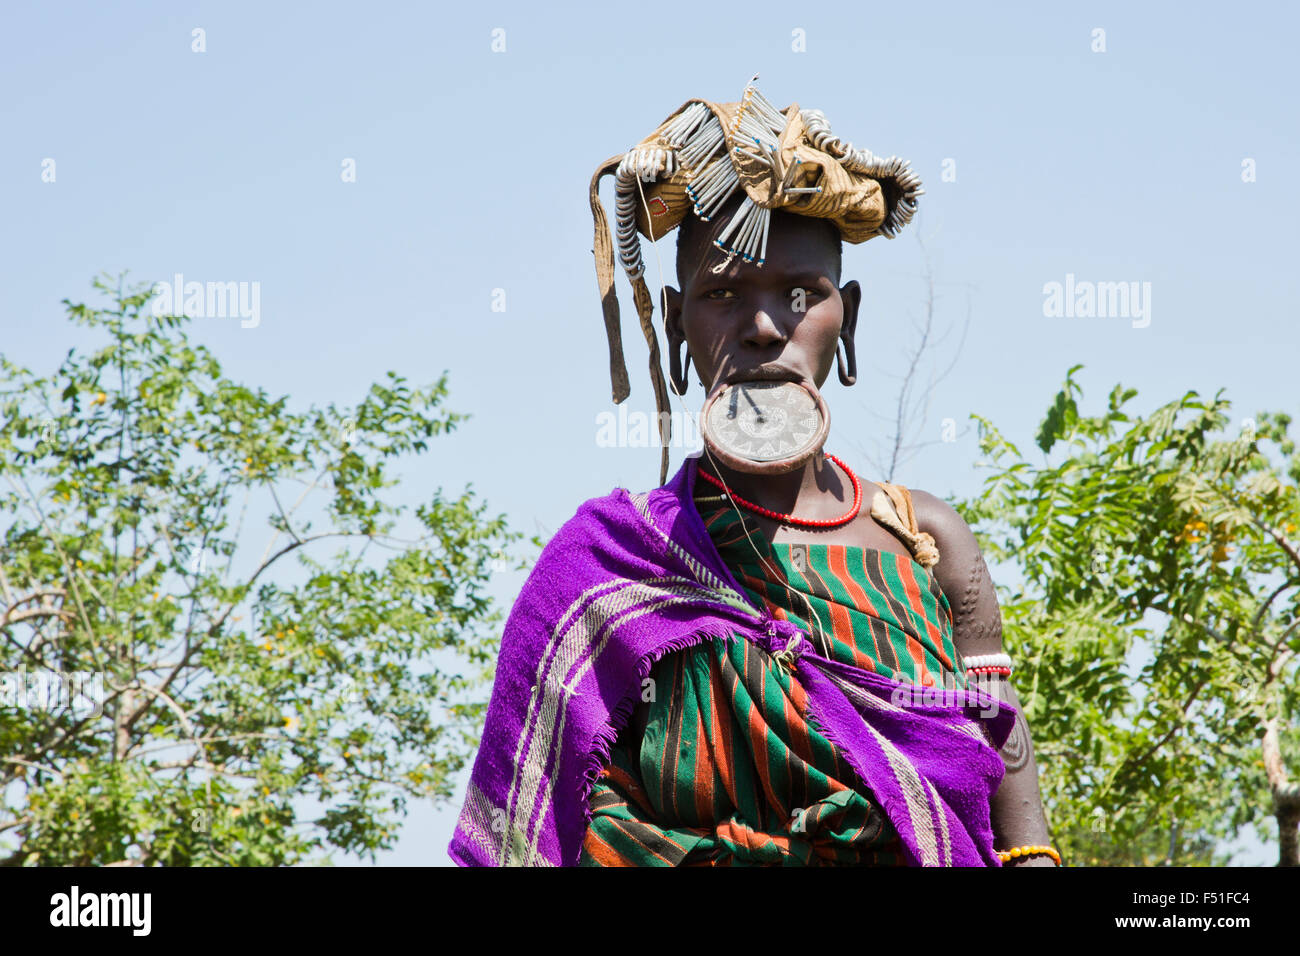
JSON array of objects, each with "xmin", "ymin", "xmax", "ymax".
[
  {"xmin": 839, "ymin": 279, "xmax": 861, "ymax": 343},
  {"xmin": 838, "ymin": 279, "xmax": 861, "ymax": 387},
  {"xmin": 663, "ymin": 286, "xmax": 693, "ymax": 395},
  {"xmin": 663, "ymin": 285, "xmax": 684, "ymax": 348}
]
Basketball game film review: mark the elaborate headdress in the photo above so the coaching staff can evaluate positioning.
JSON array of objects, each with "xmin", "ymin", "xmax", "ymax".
[{"xmin": 589, "ymin": 76, "xmax": 924, "ymax": 484}]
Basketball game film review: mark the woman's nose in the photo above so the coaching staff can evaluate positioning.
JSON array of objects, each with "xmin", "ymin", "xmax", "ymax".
[{"xmin": 744, "ymin": 309, "xmax": 786, "ymax": 348}]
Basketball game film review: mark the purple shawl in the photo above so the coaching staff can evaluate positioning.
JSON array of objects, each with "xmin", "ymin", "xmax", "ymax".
[{"xmin": 448, "ymin": 453, "xmax": 1016, "ymax": 866}]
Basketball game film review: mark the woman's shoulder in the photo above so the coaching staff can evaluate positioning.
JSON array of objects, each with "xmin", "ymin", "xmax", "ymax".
[
  {"xmin": 556, "ymin": 485, "xmax": 642, "ymax": 533},
  {"xmin": 904, "ymin": 488, "xmax": 1004, "ymax": 656},
  {"xmin": 539, "ymin": 481, "xmax": 678, "ymax": 564},
  {"xmin": 895, "ymin": 487, "xmax": 985, "ymax": 587},
  {"xmin": 904, "ymin": 488, "xmax": 974, "ymax": 542}
]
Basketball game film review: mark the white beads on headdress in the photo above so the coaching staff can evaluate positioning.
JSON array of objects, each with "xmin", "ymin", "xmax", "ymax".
[
  {"xmin": 705, "ymin": 81, "xmax": 788, "ymax": 266},
  {"xmin": 613, "ymin": 78, "xmax": 791, "ymax": 277},
  {"xmin": 799, "ymin": 108, "xmax": 925, "ymax": 238},
  {"xmin": 610, "ymin": 77, "xmax": 925, "ymax": 285}
]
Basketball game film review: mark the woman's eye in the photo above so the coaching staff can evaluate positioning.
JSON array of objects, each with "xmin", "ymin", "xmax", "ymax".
[{"xmin": 703, "ymin": 289, "xmax": 735, "ymax": 300}]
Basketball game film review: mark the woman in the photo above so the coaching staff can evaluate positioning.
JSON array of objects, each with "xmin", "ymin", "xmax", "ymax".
[{"xmin": 449, "ymin": 80, "xmax": 1056, "ymax": 867}]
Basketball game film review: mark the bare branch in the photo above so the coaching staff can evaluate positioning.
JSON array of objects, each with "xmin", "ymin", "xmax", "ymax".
[
  {"xmin": 1252, "ymin": 580, "xmax": 1299, "ymax": 638},
  {"xmin": 1, "ymin": 756, "xmax": 63, "ymax": 780}
]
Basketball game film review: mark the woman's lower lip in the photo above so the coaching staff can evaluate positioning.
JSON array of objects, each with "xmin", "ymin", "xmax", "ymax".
[
  {"xmin": 725, "ymin": 370, "xmax": 803, "ymax": 385},
  {"xmin": 706, "ymin": 373, "xmax": 812, "ymax": 401}
]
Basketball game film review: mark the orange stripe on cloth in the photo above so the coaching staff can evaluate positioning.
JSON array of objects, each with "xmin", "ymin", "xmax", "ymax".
[
  {"xmin": 582, "ymin": 826, "xmax": 631, "ymax": 867},
  {"xmin": 826, "ymin": 545, "xmax": 882, "ymax": 672},
  {"xmin": 897, "ymin": 560, "xmax": 942, "ymax": 686}
]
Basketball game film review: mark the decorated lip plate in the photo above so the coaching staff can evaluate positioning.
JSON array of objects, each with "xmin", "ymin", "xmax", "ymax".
[{"xmin": 700, "ymin": 380, "xmax": 829, "ymax": 475}]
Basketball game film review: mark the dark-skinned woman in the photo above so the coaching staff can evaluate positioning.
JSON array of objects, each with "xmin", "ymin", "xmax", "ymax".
[{"xmin": 450, "ymin": 80, "xmax": 1057, "ymax": 868}]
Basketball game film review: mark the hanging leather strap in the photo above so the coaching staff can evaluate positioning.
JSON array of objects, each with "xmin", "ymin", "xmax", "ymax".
[
  {"xmin": 590, "ymin": 154, "xmax": 631, "ymax": 405},
  {"xmin": 590, "ymin": 155, "xmax": 672, "ymax": 485}
]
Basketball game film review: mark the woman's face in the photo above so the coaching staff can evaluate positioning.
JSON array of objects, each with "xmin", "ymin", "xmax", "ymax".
[{"xmin": 664, "ymin": 204, "xmax": 860, "ymax": 397}]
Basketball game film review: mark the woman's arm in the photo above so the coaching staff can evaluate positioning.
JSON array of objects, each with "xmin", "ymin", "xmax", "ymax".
[
  {"xmin": 911, "ymin": 491, "xmax": 1057, "ymax": 866},
  {"xmin": 985, "ymin": 675, "xmax": 1056, "ymax": 865}
]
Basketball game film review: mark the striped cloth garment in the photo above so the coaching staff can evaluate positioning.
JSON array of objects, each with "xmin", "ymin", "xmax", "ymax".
[
  {"xmin": 579, "ymin": 490, "xmax": 970, "ymax": 866},
  {"xmin": 448, "ymin": 452, "xmax": 1015, "ymax": 867}
]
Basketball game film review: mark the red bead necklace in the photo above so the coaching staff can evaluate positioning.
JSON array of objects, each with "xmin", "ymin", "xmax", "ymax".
[{"xmin": 696, "ymin": 453, "xmax": 862, "ymax": 528}]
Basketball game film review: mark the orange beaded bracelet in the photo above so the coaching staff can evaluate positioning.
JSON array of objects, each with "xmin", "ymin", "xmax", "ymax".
[{"xmin": 997, "ymin": 844, "xmax": 1061, "ymax": 866}]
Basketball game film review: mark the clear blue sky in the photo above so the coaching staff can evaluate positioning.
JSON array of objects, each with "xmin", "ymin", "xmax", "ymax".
[{"xmin": 2, "ymin": 1, "xmax": 1295, "ymax": 864}]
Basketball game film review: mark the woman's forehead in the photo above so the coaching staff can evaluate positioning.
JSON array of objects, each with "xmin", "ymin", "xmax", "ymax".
[
  {"xmin": 684, "ymin": 216, "xmax": 839, "ymax": 286},
  {"xmin": 689, "ymin": 246, "xmax": 834, "ymax": 285}
]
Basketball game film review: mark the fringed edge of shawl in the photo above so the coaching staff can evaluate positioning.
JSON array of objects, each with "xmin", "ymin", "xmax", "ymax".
[{"xmin": 574, "ymin": 619, "xmax": 757, "ymax": 859}]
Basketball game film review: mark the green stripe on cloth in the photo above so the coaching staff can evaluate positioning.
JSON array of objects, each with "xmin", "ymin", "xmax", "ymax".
[{"xmin": 579, "ymin": 491, "xmax": 964, "ymax": 867}]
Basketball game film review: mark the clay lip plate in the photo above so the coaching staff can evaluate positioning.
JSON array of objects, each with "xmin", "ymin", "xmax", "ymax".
[{"xmin": 700, "ymin": 380, "xmax": 830, "ymax": 476}]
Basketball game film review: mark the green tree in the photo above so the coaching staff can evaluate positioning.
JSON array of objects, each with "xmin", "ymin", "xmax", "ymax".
[
  {"xmin": 960, "ymin": 367, "xmax": 1300, "ymax": 866},
  {"xmin": 0, "ymin": 275, "xmax": 521, "ymax": 865}
]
